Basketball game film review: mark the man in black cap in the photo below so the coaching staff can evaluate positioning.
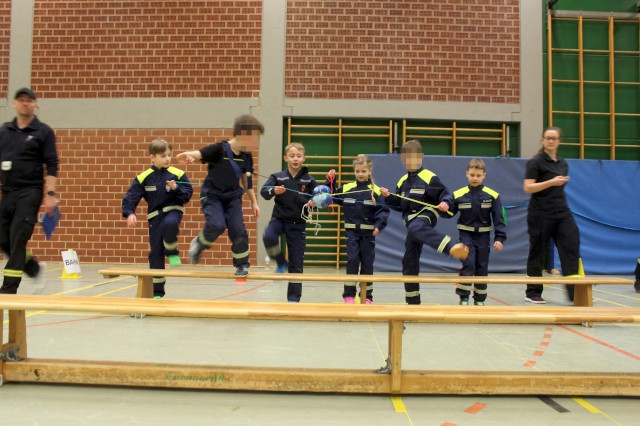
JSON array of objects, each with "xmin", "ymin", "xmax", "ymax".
[{"xmin": 0, "ymin": 87, "xmax": 59, "ymax": 294}]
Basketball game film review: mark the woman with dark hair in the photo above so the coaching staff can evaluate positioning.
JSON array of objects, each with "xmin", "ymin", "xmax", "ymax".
[{"xmin": 523, "ymin": 127, "xmax": 580, "ymax": 304}]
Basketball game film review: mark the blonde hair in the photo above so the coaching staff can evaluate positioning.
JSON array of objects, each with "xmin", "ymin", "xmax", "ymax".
[
  {"xmin": 149, "ymin": 139, "xmax": 172, "ymax": 155},
  {"xmin": 285, "ymin": 142, "xmax": 305, "ymax": 155},
  {"xmin": 467, "ymin": 158, "xmax": 486, "ymax": 171},
  {"xmin": 353, "ymin": 154, "xmax": 376, "ymax": 202}
]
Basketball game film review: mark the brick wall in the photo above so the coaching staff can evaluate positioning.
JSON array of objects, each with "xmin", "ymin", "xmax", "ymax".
[
  {"xmin": 28, "ymin": 129, "xmax": 260, "ymax": 267},
  {"xmin": 0, "ymin": 0, "xmax": 10, "ymax": 100},
  {"xmin": 30, "ymin": 1, "xmax": 262, "ymax": 98},
  {"xmin": 285, "ymin": 0, "xmax": 520, "ymax": 102}
]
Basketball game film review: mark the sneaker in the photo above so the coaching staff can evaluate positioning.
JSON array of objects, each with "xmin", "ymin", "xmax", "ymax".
[
  {"xmin": 288, "ymin": 299, "xmax": 299, "ymax": 303},
  {"xmin": 32, "ymin": 262, "xmax": 47, "ymax": 295},
  {"xmin": 635, "ymin": 280, "xmax": 640, "ymax": 294},
  {"xmin": 168, "ymin": 255, "xmax": 182, "ymax": 267},
  {"xmin": 365, "ymin": 298, "xmax": 372, "ymax": 305},
  {"xmin": 474, "ymin": 301, "xmax": 485, "ymax": 306},
  {"xmin": 235, "ymin": 264, "xmax": 249, "ymax": 278},
  {"xmin": 275, "ymin": 262, "xmax": 288, "ymax": 274},
  {"xmin": 344, "ymin": 297, "xmax": 355, "ymax": 304},
  {"xmin": 153, "ymin": 295, "xmax": 163, "ymax": 299},
  {"xmin": 188, "ymin": 237, "xmax": 203, "ymax": 264},
  {"xmin": 459, "ymin": 298, "xmax": 469, "ymax": 306},
  {"xmin": 449, "ymin": 243, "xmax": 469, "ymax": 260},
  {"xmin": 525, "ymin": 296, "xmax": 546, "ymax": 304}
]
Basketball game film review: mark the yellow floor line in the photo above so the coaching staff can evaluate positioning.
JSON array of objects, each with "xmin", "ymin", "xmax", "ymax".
[{"xmin": 573, "ymin": 398, "xmax": 623, "ymax": 425}]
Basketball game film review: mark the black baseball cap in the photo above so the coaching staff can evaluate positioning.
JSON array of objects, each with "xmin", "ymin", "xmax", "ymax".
[{"xmin": 14, "ymin": 87, "xmax": 37, "ymax": 100}]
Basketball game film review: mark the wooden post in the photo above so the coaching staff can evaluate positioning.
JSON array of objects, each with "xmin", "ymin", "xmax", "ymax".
[
  {"xmin": 359, "ymin": 281, "xmax": 367, "ymax": 304},
  {"xmin": 573, "ymin": 285, "xmax": 593, "ymax": 307},
  {"xmin": 8, "ymin": 310, "xmax": 27, "ymax": 359},
  {"xmin": 389, "ymin": 320, "xmax": 403, "ymax": 393},
  {"xmin": 137, "ymin": 276, "xmax": 153, "ymax": 298}
]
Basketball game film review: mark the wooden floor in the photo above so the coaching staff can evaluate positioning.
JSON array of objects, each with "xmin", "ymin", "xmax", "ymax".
[{"xmin": 1, "ymin": 263, "xmax": 639, "ymax": 426}]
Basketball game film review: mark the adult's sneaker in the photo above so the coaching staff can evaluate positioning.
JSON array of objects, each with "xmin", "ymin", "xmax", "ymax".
[
  {"xmin": 449, "ymin": 243, "xmax": 469, "ymax": 260},
  {"xmin": 525, "ymin": 296, "xmax": 546, "ymax": 304},
  {"xmin": 32, "ymin": 262, "xmax": 47, "ymax": 295},
  {"xmin": 188, "ymin": 237, "xmax": 203, "ymax": 264},
  {"xmin": 235, "ymin": 264, "xmax": 249, "ymax": 278}
]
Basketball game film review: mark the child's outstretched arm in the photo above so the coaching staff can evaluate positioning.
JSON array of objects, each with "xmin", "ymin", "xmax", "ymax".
[{"xmin": 175, "ymin": 150, "xmax": 203, "ymax": 164}]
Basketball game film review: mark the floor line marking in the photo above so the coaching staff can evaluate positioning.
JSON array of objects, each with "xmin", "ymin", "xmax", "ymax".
[
  {"xmin": 558, "ymin": 325, "xmax": 640, "ymax": 361},
  {"xmin": 464, "ymin": 402, "xmax": 487, "ymax": 414},
  {"xmin": 538, "ymin": 396, "xmax": 570, "ymax": 413}
]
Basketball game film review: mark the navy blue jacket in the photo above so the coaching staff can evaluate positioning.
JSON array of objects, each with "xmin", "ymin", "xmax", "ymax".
[
  {"xmin": 199, "ymin": 141, "xmax": 253, "ymax": 200},
  {"xmin": 330, "ymin": 179, "xmax": 389, "ymax": 232},
  {"xmin": 451, "ymin": 184, "xmax": 507, "ymax": 243},
  {"xmin": 261, "ymin": 167, "xmax": 317, "ymax": 223}
]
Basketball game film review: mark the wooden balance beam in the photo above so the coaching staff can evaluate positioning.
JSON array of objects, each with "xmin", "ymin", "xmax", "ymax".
[
  {"xmin": 1, "ymin": 295, "xmax": 639, "ymax": 395},
  {"xmin": 99, "ymin": 267, "xmax": 634, "ymax": 307}
]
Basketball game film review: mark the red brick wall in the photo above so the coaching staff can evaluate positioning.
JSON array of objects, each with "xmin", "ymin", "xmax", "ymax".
[
  {"xmin": 30, "ymin": 1, "xmax": 262, "ymax": 98},
  {"xmin": 28, "ymin": 129, "xmax": 260, "ymax": 267},
  {"xmin": 0, "ymin": 0, "xmax": 10, "ymax": 100},
  {"xmin": 285, "ymin": 0, "xmax": 520, "ymax": 103}
]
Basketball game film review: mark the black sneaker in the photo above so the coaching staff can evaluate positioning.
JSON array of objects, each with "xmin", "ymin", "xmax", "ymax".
[
  {"xmin": 635, "ymin": 280, "xmax": 640, "ymax": 294},
  {"xmin": 235, "ymin": 264, "xmax": 249, "ymax": 277}
]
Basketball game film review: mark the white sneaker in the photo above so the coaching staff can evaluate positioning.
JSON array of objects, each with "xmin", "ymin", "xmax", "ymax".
[{"xmin": 32, "ymin": 262, "xmax": 47, "ymax": 294}]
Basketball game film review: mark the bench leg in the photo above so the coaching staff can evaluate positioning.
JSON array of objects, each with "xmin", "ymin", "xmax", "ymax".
[
  {"xmin": 360, "ymin": 281, "xmax": 367, "ymax": 305},
  {"xmin": 137, "ymin": 276, "xmax": 153, "ymax": 299},
  {"xmin": 6, "ymin": 310, "xmax": 27, "ymax": 360},
  {"xmin": 573, "ymin": 285, "xmax": 593, "ymax": 307},
  {"xmin": 389, "ymin": 320, "xmax": 403, "ymax": 393}
]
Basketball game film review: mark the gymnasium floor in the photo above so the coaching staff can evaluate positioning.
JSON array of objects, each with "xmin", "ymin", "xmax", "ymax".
[{"xmin": 1, "ymin": 263, "xmax": 638, "ymax": 426}]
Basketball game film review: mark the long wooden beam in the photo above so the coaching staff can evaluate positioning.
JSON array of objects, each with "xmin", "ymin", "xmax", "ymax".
[
  {"xmin": 3, "ymin": 360, "xmax": 640, "ymax": 396},
  {"xmin": 99, "ymin": 268, "xmax": 633, "ymax": 286},
  {"xmin": 1, "ymin": 296, "xmax": 640, "ymax": 324}
]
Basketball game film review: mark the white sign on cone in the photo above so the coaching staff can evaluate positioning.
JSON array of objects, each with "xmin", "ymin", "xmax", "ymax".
[{"xmin": 61, "ymin": 249, "xmax": 81, "ymax": 277}]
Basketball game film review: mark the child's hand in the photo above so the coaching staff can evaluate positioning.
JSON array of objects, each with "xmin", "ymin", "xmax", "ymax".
[
  {"xmin": 438, "ymin": 201, "xmax": 450, "ymax": 212},
  {"xmin": 326, "ymin": 169, "xmax": 336, "ymax": 181},
  {"xmin": 494, "ymin": 241, "xmax": 503, "ymax": 252},
  {"xmin": 175, "ymin": 152, "xmax": 195, "ymax": 164},
  {"xmin": 307, "ymin": 199, "xmax": 315, "ymax": 208},
  {"xmin": 166, "ymin": 180, "xmax": 178, "ymax": 191},
  {"xmin": 252, "ymin": 203, "xmax": 260, "ymax": 218},
  {"xmin": 380, "ymin": 187, "xmax": 390, "ymax": 197},
  {"xmin": 274, "ymin": 185, "xmax": 286, "ymax": 195},
  {"xmin": 127, "ymin": 214, "xmax": 137, "ymax": 227},
  {"xmin": 372, "ymin": 227, "xmax": 380, "ymax": 237}
]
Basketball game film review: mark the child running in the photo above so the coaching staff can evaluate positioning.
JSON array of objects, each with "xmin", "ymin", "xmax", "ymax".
[
  {"xmin": 380, "ymin": 140, "xmax": 468, "ymax": 305},
  {"xmin": 122, "ymin": 139, "xmax": 193, "ymax": 298},
  {"xmin": 326, "ymin": 154, "xmax": 389, "ymax": 304},
  {"xmin": 260, "ymin": 142, "xmax": 317, "ymax": 302},
  {"xmin": 450, "ymin": 159, "xmax": 506, "ymax": 306}
]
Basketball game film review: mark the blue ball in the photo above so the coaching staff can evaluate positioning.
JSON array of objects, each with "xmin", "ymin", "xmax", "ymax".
[
  {"xmin": 313, "ymin": 185, "xmax": 331, "ymax": 195},
  {"xmin": 312, "ymin": 192, "xmax": 332, "ymax": 209}
]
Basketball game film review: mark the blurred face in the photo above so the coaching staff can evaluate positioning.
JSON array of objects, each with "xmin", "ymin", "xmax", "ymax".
[
  {"xmin": 541, "ymin": 129, "xmax": 561, "ymax": 152},
  {"xmin": 235, "ymin": 130, "xmax": 261, "ymax": 151},
  {"xmin": 13, "ymin": 95, "xmax": 38, "ymax": 119},
  {"xmin": 284, "ymin": 147, "xmax": 305, "ymax": 172},
  {"xmin": 401, "ymin": 152, "xmax": 422, "ymax": 172},
  {"xmin": 151, "ymin": 149, "xmax": 172, "ymax": 169},
  {"xmin": 466, "ymin": 167, "xmax": 486, "ymax": 187},
  {"xmin": 354, "ymin": 164, "xmax": 371, "ymax": 183}
]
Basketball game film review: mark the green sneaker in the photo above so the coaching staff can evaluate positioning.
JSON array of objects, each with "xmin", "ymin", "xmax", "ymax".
[
  {"xmin": 153, "ymin": 295, "xmax": 163, "ymax": 299},
  {"xmin": 168, "ymin": 255, "xmax": 182, "ymax": 267},
  {"xmin": 474, "ymin": 301, "xmax": 485, "ymax": 306},
  {"xmin": 459, "ymin": 298, "xmax": 469, "ymax": 306}
]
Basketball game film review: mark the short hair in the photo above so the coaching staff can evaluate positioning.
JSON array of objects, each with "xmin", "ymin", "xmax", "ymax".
[
  {"xmin": 285, "ymin": 142, "xmax": 305, "ymax": 155},
  {"xmin": 400, "ymin": 140, "xmax": 423, "ymax": 154},
  {"xmin": 149, "ymin": 139, "xmax": 172, "ymax": 155},
  {"xmin": 467, "ymin": 158, "xmax": 486, "ymax": 171},
  {"xmin": 233, "ymin": 114, "xmax": 265, "ymax": 136}
]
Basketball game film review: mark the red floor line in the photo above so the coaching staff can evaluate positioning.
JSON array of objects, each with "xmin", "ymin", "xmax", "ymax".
[
  {"xmin": 464, "ymin": 402, "xmax": 487, "ymax": 414},
  {"xmin": 208, "ymin": 281, "xmax": 269, "ymax": 300},
  {"xmin": 25, "ymin": 315, "xmax": 110, "ymax": 328},
  {"xmin": 558, "ymin": 324, "xmax": 640, "ymax": 361}
]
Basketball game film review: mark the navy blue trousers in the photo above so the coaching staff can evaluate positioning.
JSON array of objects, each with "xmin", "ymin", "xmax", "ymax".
[
  {"xmin": 455, "ymin": 231, "xmax": 490, "ymax": 302},
  {"xmin": 344, "ymin": 230, "xmax": 375, "ymax": 300},
  {"xmin": 263, "ymin": 219, "xmax": 306, "ymax": 301},
  {"xmin": 200, "ymin": 195, "xmax": 249, "ymax": 268},
  {"xmin": 148, "ymin": 210, "xmax": 183, "ymax": 297}
]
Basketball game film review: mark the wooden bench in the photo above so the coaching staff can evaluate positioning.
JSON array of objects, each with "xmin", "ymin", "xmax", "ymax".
[
  {"xmin": 99, "ymin": 267, "xmax": 634, "ymax": 307},
  {"xmin": 1, "ymin": 295, "xmax": 639, "ymax": 395}
]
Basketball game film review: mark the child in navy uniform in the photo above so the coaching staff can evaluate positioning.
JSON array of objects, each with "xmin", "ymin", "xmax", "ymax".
[
  {"xmin": 176, "ymin": 115, "xmax": 263, "ymax": 277},
  {"xmin": 122, "ymin": 139, "xmax": 193, "ymax": 298},
  {"xmin": 451, "ymin": 159, "xmax": 506, "ymax": 306},
  {"xmin": 380, "ymin": 140, "xmax": 469, "ymax": 305},
  {"xmin": 326, "ymin": 154, "xmax": 389, "ymax": 304},
  {"xmin": 261, "ymin": 142, "xmax": 317, "ymax": 302}
]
